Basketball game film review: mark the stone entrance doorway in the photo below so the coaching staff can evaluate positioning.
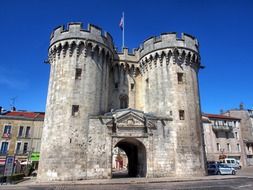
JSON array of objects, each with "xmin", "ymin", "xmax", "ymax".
[{"xmin": 113, "ymin": 138, "xmax": 147, "ymax": 178}]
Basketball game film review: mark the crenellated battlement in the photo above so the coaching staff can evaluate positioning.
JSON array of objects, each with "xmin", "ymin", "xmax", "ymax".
[
  {"xmin": 50, "ymin": 22, "xmax": 114, "ymax": 51},
  {"xmin": 116, "ymin": 48, "xmax": 139, "ymax": 63},
  {"xmin": 138, "ymin": 32, "xmax": 199, "ymax": 59}
]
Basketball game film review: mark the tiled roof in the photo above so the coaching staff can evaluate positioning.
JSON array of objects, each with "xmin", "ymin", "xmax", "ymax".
[
  {"xmin": 2, "ymin": 111, "xmax": 45, "ymax": 120},
  {"xmin": 203, "ymin": 113, "xmax": 240, "ymax": 120}
]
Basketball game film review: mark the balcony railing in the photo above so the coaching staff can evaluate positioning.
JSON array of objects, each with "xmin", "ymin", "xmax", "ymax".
[
  {"xmin": 2, "ymin": 133, "xmax": 11, "ymax": 138},
  {"xmin": 0, "ymin": 151, "xmax": 8, "ymax": 156},
  {"xmin": 212, "ymin": 125, "xmax": 232, "ymax": 131},
  {"xmin": 15, "ymin": 150, "xmax": 28, "ymax": 155},
  {"xmin": 17, "ymin": 134, "xmax": 31, "ymax": 139}
]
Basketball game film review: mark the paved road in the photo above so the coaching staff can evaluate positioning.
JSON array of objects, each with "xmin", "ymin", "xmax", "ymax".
[
  {"xmin": 1, "ymin": 166, "xmax": 253, "ymax": 190},
  {"xmin": 1, "ymin": 178, "xmax": 253, "ymax": 190}
]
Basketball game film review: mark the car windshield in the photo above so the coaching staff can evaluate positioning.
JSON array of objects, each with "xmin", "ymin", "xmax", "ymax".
[
  {"xmin": 208, "ymin": 165, "xmax": 216, "ymax": 168},
  {"xmin": 219, "ymin": 164, "xmax": 229, "ymax": 168}
]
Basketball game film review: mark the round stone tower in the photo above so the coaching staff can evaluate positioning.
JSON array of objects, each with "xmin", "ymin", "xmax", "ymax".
[
  {"xmin": 138, "ymin": 33, "xmax": 205, "ymax": 176},
  {"xmin": 38, "ymin": 23, "xmax": 114, "ymax": 181}
]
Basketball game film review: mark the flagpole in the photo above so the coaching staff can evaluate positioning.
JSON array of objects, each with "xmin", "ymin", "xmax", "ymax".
[{"xmin": 122, "ymin": 12, "xmax": 125, "ymax": 49}]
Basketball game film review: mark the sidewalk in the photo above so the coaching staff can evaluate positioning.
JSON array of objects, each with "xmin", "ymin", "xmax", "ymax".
[{"xmin": 8, "ymin": 166, "xmax": 253, "ymax": 187}]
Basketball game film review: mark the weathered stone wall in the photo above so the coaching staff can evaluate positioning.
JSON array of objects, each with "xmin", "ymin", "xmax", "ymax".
[
  {"xmin": 86, "ymin": 117, "xmax": 112, "ymax": 179},
  {"xmin": 147, "ymin": 120, "xmax": 176, "ymax": 177}
]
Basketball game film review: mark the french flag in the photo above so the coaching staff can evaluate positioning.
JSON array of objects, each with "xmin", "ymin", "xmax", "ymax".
[{"xmin": 119, "ymin": 15, "xmax": 124, "ymax": 30}]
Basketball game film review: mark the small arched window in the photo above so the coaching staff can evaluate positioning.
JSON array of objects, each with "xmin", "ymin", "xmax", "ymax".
[{"xmin": 119, "ymin": 95, "xmax": 128, "ymax": 109}]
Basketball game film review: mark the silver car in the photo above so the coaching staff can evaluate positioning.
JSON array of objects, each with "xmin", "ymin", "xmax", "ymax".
[{"xmin": 208, "ymin": 163, "xmax": 236, "ymax": 175}]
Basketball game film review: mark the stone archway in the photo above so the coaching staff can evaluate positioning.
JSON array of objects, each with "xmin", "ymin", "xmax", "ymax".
[{"xmin": 113, "ymin": 138, "xmax": 147, "ymax": 177}]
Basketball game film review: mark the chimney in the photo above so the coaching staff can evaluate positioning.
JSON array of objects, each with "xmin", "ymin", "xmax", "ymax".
[
  {"xmin": 11, "ymin": 106, "xmax": 16, "ymax": 112},
  {"xmin": 239, "ymin": 102, "xmax": 244, "ymax": 110}
]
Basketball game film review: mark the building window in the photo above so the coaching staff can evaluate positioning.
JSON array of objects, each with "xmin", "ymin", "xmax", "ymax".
[
  {"xmin": 75, "ymin": 68, "xmax": 82, "ymax": 80},
  {"xmin": 18, "ymin": 126, "xmax": 24, "ymax": 137},
  {"xmin": 235, "ymin": 132, "xmax": 238, "ymax": 140},
  {"xmin": 3, "ymin": 125, "xmax": 11, "ymax": 135},
  {"xmin": 16, "ymin": 142, "xmax": 21, "ymax": 154},
  {"xmin": 23, "ymin": 142, "xmax": 28, "ymax": 154},
  {"xmin": 225, "ymin": 132, "xmax": 229, "ymax": 139},
  {"xmin": 216, "ymin": 143, "xmax": 220, "ymax": 151},
  {"xmin": 0, "ymin": 142, "xmax": 9, "ymax": 155},
  {"xmin": 72, "ymin": 105, "xmax": 79, "ymax": 116},
  {"xmin": 227, "ymin": 143, "xmax": 231, "ymax": 152},
  {"xmin": 177, "ymin": 73, "xmax": 184, "ymax": 84},
  {"xmin": 25, "ymin": 126, "xmax": 30, "ymax": 137},
  {"xmin": 120, "ymin": 95, "xmax": 128, "ymax": 109},
  {"xmin": 237, "ymin": 144, "xmax": 241, "ymax": 152},
  {"xmin": 179, "ymin": 110, "xmax": 185, "ymax": 120}
]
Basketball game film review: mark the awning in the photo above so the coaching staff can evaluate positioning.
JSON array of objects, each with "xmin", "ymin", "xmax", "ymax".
[
  {"xmin": 31, "ymin": 152, "xmax": 40, "ymax": 162},
  {"xmin": 20, "ymin": 161, "xmax": 32, "ymax": 165},
  {"xmin": 0, "ymin": 159, "xmax": 6, "ymax": 165}
]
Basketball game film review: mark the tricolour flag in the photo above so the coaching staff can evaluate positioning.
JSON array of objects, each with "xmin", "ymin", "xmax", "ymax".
[{"xmin": 119, "ymin": 15, "xmax": 124, "ymax": 30}]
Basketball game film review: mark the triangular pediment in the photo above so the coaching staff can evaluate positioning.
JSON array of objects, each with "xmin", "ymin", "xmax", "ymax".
[{"xmin": 106, "ymin": 108, "xmax": 156, "ymax": 129}]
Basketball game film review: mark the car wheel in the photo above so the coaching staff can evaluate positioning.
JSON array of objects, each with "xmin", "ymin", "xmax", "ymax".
[
  {"xmin": 232, "ymin": 171, "xmax": 236, "ymax": 175},
  {"xmin": 217, "ymin": 171, "xmax": 221, "ymax": 175}
]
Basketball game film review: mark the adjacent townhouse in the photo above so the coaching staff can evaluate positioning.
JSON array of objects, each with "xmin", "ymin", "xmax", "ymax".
[
  {"xmin": 0, "ymin": 108, "xmax": 44, "ymax": 172},
  {"xmin": 224, "ymin": 105, "xmax": 253, "ymax": 166},
  {"xmin": 202, "ymin": 113, "xmax": 246, "ymax": 167}
]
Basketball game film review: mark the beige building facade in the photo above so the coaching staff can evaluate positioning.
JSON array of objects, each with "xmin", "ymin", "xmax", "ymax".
[
  {"xmin": 38, "ymin": 22, "xmax": 206, "ymax": 181},
  {"xmin": 224, "ymin": 106, "xmax": 253, "ymax": 166},
  {"xmin": 0, "ymin": 109, "xmax": 44, "ymax": 171},
  {"xmin": 202, "ymin": 113, "xmax": 246, "ymax": 166}
]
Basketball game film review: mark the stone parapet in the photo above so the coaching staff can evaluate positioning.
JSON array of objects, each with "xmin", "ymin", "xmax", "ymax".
[
  {"xmin": 138, "ymin": 33, "xmax": 199, "ymax": 59},
  {"xmin": 50, "ymin": 22, "xmax": 114, "ymax": 51}
]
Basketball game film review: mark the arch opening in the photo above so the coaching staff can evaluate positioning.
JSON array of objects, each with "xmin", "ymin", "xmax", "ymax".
[{"xmin": 112, "ymin": 138, "xmax": 147, "ymax": 178}]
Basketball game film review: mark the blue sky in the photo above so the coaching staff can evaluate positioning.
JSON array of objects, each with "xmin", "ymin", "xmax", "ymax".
[{"xmin": 0, "ymin": 0, "xmax": 252, "ymax": 113}]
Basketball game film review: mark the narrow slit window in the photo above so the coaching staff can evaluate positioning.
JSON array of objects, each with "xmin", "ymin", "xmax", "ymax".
[
  {"xmin": 216, "ymin": 143, "xmax": 220, "ymax": 151},
  {"xmin": 75, "ymin": 68, "xmax": 82, "ymax": 80},
  {"xmin": 131, "ymin": 83, "xmax": 134, "ymax": 90},
  {"xmin": 179, "ymin": 110, "xmax": 185, "ymax": 120},
  {"xmin": 115, "ymin": 83, "xmax": 118, "ymax": 89},
  {"xmin": 72, "ymin": 105, "xmax": 79, "ymax": 116},
  {"xmin": 177, "ymin": 73, "xmax": 184, "ymax": 84},
  {"xmin": 120, "ymin": 95, "xmax": 128, "ymax": 109},
  {"xmin": 237, "ymin": 144, "xmax": 241, "ymax": 152}
]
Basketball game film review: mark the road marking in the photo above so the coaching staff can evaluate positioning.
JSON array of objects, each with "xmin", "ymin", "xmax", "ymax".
[{"xmin": 238, "ymin": 184, "xmax": 252, "ymax": 188}]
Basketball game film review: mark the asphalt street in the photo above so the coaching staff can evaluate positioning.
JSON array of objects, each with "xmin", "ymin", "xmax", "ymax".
[
  {"xmin": 1, "ymin": 178, "xmax": 253, "ymax": 190},
  {"xmin": 1, "ymin": 167, "xmax": 252, "ymax": 190}
]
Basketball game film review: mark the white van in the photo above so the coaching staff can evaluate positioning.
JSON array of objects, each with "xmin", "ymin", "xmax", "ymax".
[{"xmin": 222, "ymin": 158, "xmax": 241, "ymax": 169}]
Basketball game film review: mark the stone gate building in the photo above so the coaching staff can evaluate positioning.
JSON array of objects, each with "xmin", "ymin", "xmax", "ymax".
[{"xmin": 38, "ymin": 22, "xmax": 206, "ymax": 181}]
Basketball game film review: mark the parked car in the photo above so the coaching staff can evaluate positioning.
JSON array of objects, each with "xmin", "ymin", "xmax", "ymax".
[
  {"xmin": 221, "ymin": 158, "xmax": 241, "ymax": 169},
  {"xmin": 207, "ymin": 163, "xmax": 236, "ymax": 175}
]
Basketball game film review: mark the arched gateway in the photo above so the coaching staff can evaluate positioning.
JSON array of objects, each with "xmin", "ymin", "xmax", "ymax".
[{"xmin": 114, "ymin": 138, "xmax": 147, "ymax": 177}]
